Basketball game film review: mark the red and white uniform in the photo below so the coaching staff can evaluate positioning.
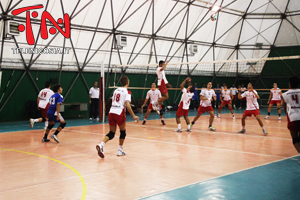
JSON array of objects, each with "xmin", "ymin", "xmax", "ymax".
[
  {"xmin": 270, "ymin": 88, "xmax": 281, "ymax": 104},
  {"xmin": 109, "ymin": 87, "xmax": 131, "ymax": 126},
  {"xmin": 230, "ymin": 87, "xmax": 237, "ymax": 101},
  {"xmin": 198, "ymin": 89, "xmax": 216, "ymax": 114},
  {"xmin": 241, "ymin": 90, "xmax": 260, "ymax": 116},
  {"xmin": 38, "ymin": 88, "xmax": 54, "ymax": 118},
  {"xmin": 146, "ymin": 89, "xmax": 161, "ymax": 110},
  {"xmin": 176, "ymin": 88, "xmax": 194, "ymax": 117},
  {"xmin": 221, "ymin": 90, "xmax": 232, "ymax": 106},
  {"xmin": 156, "ymin": 67, "xmax": 169, "ymax": 94},
  {"xmin": 282, "ymin": 89, "xmax": 300, "ymax": 132}
]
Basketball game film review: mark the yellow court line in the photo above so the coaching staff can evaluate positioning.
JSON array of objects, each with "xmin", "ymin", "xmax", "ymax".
[{"xmin": 0, "ymin": 148, "xmax": 87, "ymax": 200}]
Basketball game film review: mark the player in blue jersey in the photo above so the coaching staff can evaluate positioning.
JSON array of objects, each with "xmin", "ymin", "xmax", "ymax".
[{"xmin": 42, "ymin": 84, "xmax": 66, "ymax": 143}]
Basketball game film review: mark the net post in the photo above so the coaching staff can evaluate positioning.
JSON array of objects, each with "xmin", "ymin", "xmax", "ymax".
[{"xmin": 99, "ymin": 61, "xmax": 105, "ymax": 122}]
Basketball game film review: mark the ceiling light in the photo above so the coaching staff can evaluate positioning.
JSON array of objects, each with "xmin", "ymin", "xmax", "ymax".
[{"xmin": 211, "ymin": 5, "xmax": 220, "ymax": 12}]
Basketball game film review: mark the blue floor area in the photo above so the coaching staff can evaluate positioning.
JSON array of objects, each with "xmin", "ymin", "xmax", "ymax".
[
  {"xmin": 0, "ymin": 108, "xmax": 285, "ymax": 133},
  {"xmin": 142, "ymin": 156, "xmax": 300, "ymax": 200}
]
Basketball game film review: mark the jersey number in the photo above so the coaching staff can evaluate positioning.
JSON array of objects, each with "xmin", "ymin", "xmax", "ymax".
[
  {"xmin": 49, "ymin": 97, "xmax": 55, "ymax": 105},
  {"xmin": 41, "ymin": 92, "xmax": 47, "ymax": 97},
  {"xmin": 292, "ymin": 95, "xmax": 299, "ymax": 104},
  {"xmin": 114, "ymin": 93, "xmax": 120, "ymax": 102}
]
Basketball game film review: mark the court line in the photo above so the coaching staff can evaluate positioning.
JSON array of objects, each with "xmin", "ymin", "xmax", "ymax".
[
  {"xmin": 71, "ymin": 129, "xmax": 286, "ymax": 159},
  {"xmin": 0, "ymin": 148, "xmax": 87, "ymax": 200},
  {"xmin": 128, "ymin": 123, "xmax": 291, "ymax": 141},
  {"xmin": 136, "ymin": 154, "xmax": 299, "ymax": 200}
]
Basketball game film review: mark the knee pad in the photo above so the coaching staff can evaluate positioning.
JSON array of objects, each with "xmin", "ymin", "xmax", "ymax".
[
  {"xmin": 160, "ymin": 110, "xmax": 164, "ymax": 116},
  {"xmin": 292, "ymin": 138, "xmax": 300, "ymax": 144},
  {"xmin": 47, "ymin": 124, "xmax": 54, "ymax": 130},
  {"xmin": 106, "ymin": 131, "xmax": 115, "ymax": 140},
  {"xmin": 42, "ymin": 117, "xmax": 46, "ymax": 122},
  {"xmin": 120, "ymin": 130, "xmax": 126, "ymax": 139},
  {"xmin": 59, "ymin": 122, "xmax": 66, "ymax": 129}
]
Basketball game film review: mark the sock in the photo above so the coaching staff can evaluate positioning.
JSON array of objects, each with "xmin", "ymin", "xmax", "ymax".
[
  {"xmin": 144, "ymin": 118, "xmax": 147, "ymax": 121},
  {"xmin": 268, "ymin": 112, "xmax": 270, "ymax": 116},
  {"xmin": 279, "ymin": 114, "xmax": 281, "ymax": 117},
  {"xmin": 178, "ymin": 124, "xmax": 181, "ymax": 129},
  {"xmin": 242, "ymin": 126, "xmax": 245, "ymax": 130},
  {"xmin": 191, "ymin": 121, "xmax": 195, "ymax": 125},
  {"xmin": 43, "ymin": 133, "xmax": 48, "ymax": 139},
  {"xmin": 100, "ymin": 141, "xmax": 105, "ymax": 146},
  {"xmin": 45, "ymin": 121, "xmax": 48, "ymax": 127},
  {"xmin": 187, "ymin": 124, "xmax": 191, "ymax": 129},
  {"xmin": 54, "ymin": 130, "xmax": 59, "ymax": 135},
  {"xmin": 34, "ymin": 119, "xmax": 39, "ymax": 122},
  {"xmin": 118, "ymin": 145, "xmax": 123, "ymax": 150}
]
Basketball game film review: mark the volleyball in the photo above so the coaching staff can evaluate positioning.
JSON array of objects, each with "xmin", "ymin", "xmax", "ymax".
[{"xmin": 211, "ymin": 14, "xmax": 217, "ymax": 21}]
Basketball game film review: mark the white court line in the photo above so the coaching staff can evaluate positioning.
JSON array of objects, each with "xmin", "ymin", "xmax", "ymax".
[
  {"xmin": 136, "ymin": 154, "xmax": 299, "ymax": 200},
  {"xmin": 70, "ymin": 129, "xmax": 286, "ymax": 159},
  {"xmin": 128, "ymin": 123, "xmax": 291, "ymax": 141}
]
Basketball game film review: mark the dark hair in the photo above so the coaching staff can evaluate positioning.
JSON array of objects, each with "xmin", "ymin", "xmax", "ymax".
[
  {"xmin": 190, "ymin": 86, "xmax": 195, "ymax": 93},
  {"xmin": 120, "ymin": 76, "xmax": 129, "ymax": 87},
  {"xmin": 45, "ymin": 81, "xmax": 51, "ymax": 88},
  {"xmin": 53, "ymin": 84, "xmax": 62, "ymax": 93},
  {"xmin": 289, "ymin": 76, "xmax": 300, "ymax": 88},
  {"xmin": 159, "ymin": 60, "xmax": 165, "ymax": 66}
]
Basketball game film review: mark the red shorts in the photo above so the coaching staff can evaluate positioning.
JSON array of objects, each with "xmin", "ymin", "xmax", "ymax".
[
  {"xmin": 39, "ymin": 104, "xmax": 49, "ymax": 118},
  {"xmin": 270, "ymin": 100, "xmax": 281, "ymax": 105},
  {"xmin": 176, "ymin": 106, "xmax": 189, "ymax": 117},
  {"xmin": 288, "ymin": 121, "xmax": 300, "ymax": 132},
  {"xmin": 108, "ymin": 110, "xmax": 126, "ymax": 126},
  {"xmin": 232, "ymin": 95, "xmax": 237, "ymax": 101},
  {"xmin": 221, "ymin": 101, "xmax": 231, "ymax": 106},
  {"xmin": 243, "ymin": 109, "xmax": 260, "ymax": 117},
  {"xmin": 158, "ymin": 79, "xmax": 168, "ymax": 95},
  {"xmin": 148, "ymin": 103, "xmax": 153, "ymax": 110},
  {"xmin": 197, "ymin": 106, "xmax": 214, "ymax": 114}
]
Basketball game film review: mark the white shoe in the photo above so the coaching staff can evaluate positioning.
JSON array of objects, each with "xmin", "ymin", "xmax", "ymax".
[
  {"xmin": 278, "ymin": 117, "xmax": 281, "ymax": 120},
  {"xmin": 174, "ymin": 128, "xmax": 182, "ymax": 132},
  {"xmin": 117, "ymin": 148, "xmax": 127, "ymax": 156},
  {"xmin": 265, "ymin": 116, "xmax": 270, "ymax": 119},
  {"xmin": 186, "ymin": 129, "xmax": 192, "ymax": 132},
  {"xmin": 29, "ymin": 118, "xmax": 35, "ymax": 128},
  {"xmin": 209, "ymin": 126, "xmax": 216, "ymax": 131},
  {"xmin": 233, "ymin": 105, "xmax": 236, "ymax": 109},
  {"xmin": 96, "ymin": 118, "xmax": 99, "ymax": 120},
  {"xmin": 152, "ymin": 102, "xmax": 158, "ymax": 110},
  {"xmin": 216, "ymin": 113, "xmax": 220, "ymax": 118},
  {"xmin": 96, "ymin": 144, "xmax": 104, "ymax": 158},
  {"xmin": 263, "ymin": 129, "xmax": 268, "ymax": 136},
  {"xmin": 89, "ymin": 118, "xmax": 92, "ymax": 121},
  {"xmin": 232, "ymin": 115, "xmax": 235, "ymax": 119}
]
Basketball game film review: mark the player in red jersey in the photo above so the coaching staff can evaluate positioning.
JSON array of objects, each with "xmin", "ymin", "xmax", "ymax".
[{"xmin": 96, "ymin": 76, "xmax": 139, "ymax": 158}]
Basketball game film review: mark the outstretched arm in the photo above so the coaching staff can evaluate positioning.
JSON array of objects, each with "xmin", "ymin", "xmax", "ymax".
[
  {"xmin": 180, "ymin": 77, "xmax": 191, "ymax": 90},
  {"xmin": 125, "ymin": 101, "xmax": 139, "ymax": 121},
  {"xmin": 160, "ymin": 60, "xmax": 169, "ymax": 71}
]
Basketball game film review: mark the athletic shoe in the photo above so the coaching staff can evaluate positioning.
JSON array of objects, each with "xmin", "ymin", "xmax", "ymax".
[
  {"xmin": 51, "ymin": 134, "xmax": 59, "ymax": 143},
  {"xmin": 209, "ymin": 126, "xmax": 216, "ymax": 131},
  {"xmin": 89, "ymin": 118, "xmax": 92, "ymax": 121},
  {"xmin": 29, "ymin": 118, "xmax": 35, "ymax": 128},
  {"xmin": 186, "ymin": 129, "xmax": 192, "ymax": 132},
  {"xmin": 42, "ymin": 138, "xmax": 50, "ymax": 143},
  {"xmin": 232, "ymin": 114, "xmax": 235, "ymax": 119},
  {"xmin": 233, "ymin": 105, "xmax": 236, "ymax": 109},
  {"xmin": 265, "ymin": 116, "xmax": 270, "ymax": 119},
  {"xmin": 216, "ymin": 113, "xmax": 220, "ymax": 118},
  {"xmin": 278, "ymin": 117, "xmax": 281, "ymax": 120},
  {"xmin": 152, "ymin": 102, "xmax": 158, "ymax": 110},
  {"xmin": 96, "ymin": 144, "xmax": 104, "ymax": 158},
  {"xmin": 142, "ymin": 120, "xmax": 146, "ymax": 125},
  {"xmin": 238, "ymin": 129, "xmax": 246, "ymax": 134},
  {"xmin": 174, "ymin": 128, "xmax": 182, "ymax": 132},
  {"xmin": 190, "ymin": 123, "xmax": 194, "ymax": 128},
  {"xmin": 263, "ymin": 129, "xmax": 268, "ymax": 136},
  {"xmin": 96, "ymin": 118, "xmax": 99, "ymax": 121},
  {"xmin": 117, "ymin": 148, "xmax": 127, "ymax": 156},
  {"xmin": 161, "ymin": 120, "xmax": 166, "ymax": 125}
]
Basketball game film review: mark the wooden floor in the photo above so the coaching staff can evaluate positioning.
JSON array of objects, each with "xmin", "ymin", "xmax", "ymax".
[{"xmin": 0, "ymin": 113, "xmax": 297, "ymax": 200}]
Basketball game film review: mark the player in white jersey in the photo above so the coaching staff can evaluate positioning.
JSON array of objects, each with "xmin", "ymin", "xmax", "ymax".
[
  {"xmin": 282, "ymin": 76, "xmax": 300, "ymax": 157},
  {"xmin": 230, "ymin": 84, "xmax": 237, "ymax": 109},
  {"xmin": 155, "ymin": 60, "xmax": 172, "ymax": 111},
  {"xmin": 174, "ymin": 77, "xmax": 195, "ymax": 132},
  {"xmin": 265, "ymin": 83, "xmax": 282, "ymax": 120},
  {"xmin": 141, "ymin": 83, "xmax": 165, "ymax": 125},
  {"xmin": 29, "ymin": 81, "xmax": 54, "ymax": 131},
  {"xmin": 191, "ymin": 81, "xmax": 217, "ymax": 131},
  {"xmin": 216, "ymin": 85, "xmax": 235, "ymax": 118},
  {"xmin": 238, "ymin": 83, "xmax": 268, "ymax": 135},
  {"xmin": 96, "ymin": 76, "xmax": 139, "ymax": 159}
]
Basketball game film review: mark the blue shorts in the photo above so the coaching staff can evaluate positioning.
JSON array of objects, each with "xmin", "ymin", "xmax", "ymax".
[
  {"xmin": 216, "ymin": 94, "xmax": 221, "ymax": 101},
  {"xmin": 192, "ymin": 96, "xmax": 199, "ymax": 101},
  {"xmin": 47, "ymin": 112, "xmax": 64, "ymax": 123}
]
